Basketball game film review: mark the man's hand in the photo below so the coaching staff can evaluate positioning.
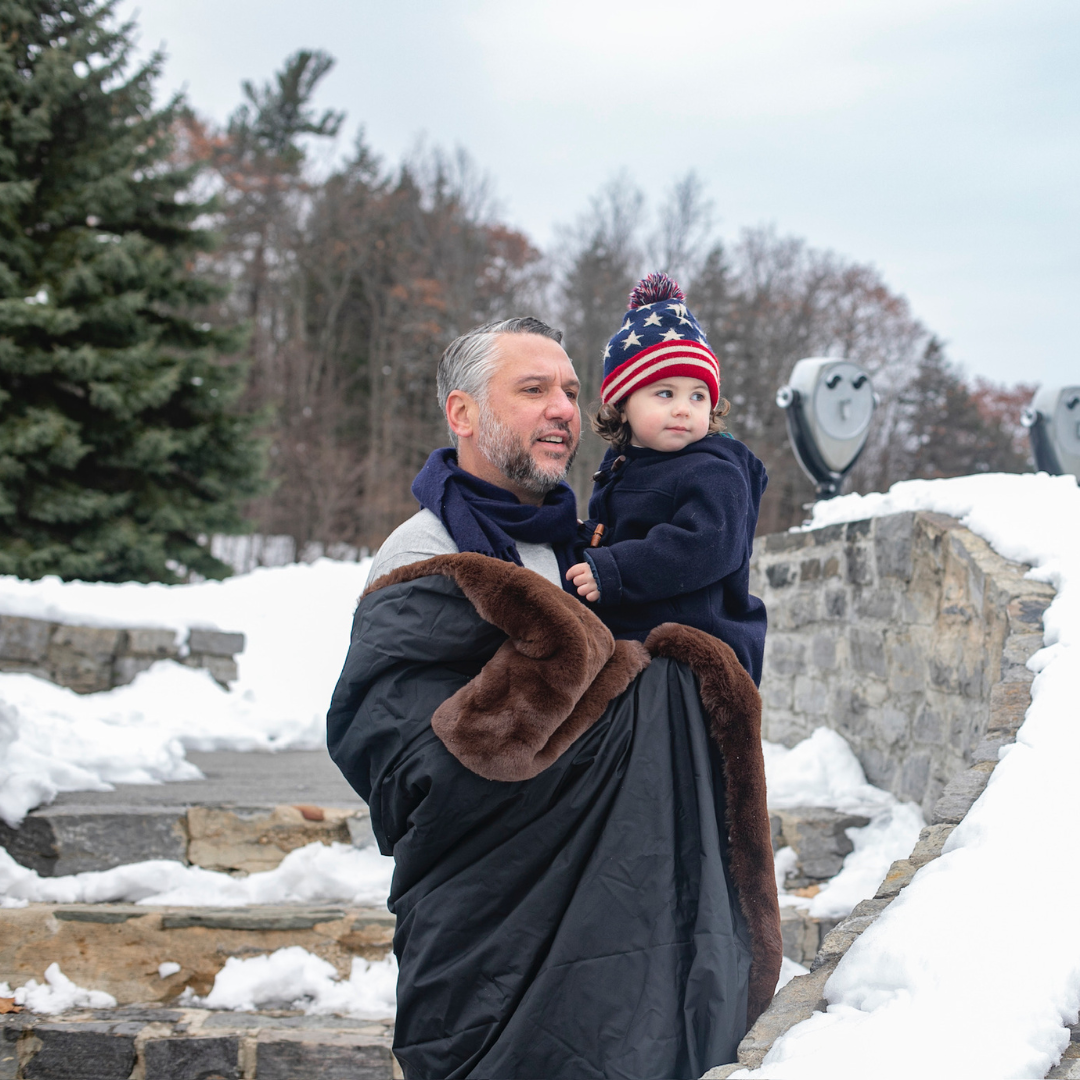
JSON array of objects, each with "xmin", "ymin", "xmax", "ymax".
[{"xmin": 566, "ymin": 562, "xmax": 600, "ymax": 603}]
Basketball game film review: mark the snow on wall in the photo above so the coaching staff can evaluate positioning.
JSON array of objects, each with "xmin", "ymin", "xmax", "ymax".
[{"xmin": 733, "ymin": 473, "xmax": 1080, "ymax": 1080}]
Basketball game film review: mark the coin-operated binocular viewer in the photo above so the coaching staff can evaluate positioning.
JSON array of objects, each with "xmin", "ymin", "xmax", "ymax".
[
  {"xmin": 776, "ymin": 358, "xmax": 878, "ymax": 499},
  {"xmin": 1021, "ymin": 384, "xmax": 1080, "ymax": 481}
]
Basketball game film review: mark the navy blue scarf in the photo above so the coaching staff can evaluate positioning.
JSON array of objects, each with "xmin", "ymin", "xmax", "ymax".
[{"xmin": 411, "ymin": 448, "xmax": 580, "ymax": 594}]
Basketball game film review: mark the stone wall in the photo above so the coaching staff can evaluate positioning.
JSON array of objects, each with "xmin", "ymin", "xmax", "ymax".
[
  {"xmin": 749, "ymin": 511, "xmax": 1054, "ymax": 817},
  {"xmin": 0, "ymin": 616, "xmax": 244, "ymax": 693}
]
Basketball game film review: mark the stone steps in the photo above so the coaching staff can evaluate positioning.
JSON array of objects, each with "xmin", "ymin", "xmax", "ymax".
[
  {"xmin": 1, "ymin": 903, "xmax": 394, "ymax": 1005},
  {"xmin": 0, "ymin": 752, "xmax": 400, "ymax": 1077},
  {"xmin": 1, "ymin": 1003, "xmax": 399, "ymax": 1080}
]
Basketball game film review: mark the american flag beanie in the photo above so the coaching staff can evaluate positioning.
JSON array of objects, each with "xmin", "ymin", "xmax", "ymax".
[{"xmin": 600, "ymin": 272, "xmax": 721, "ymax": 408}]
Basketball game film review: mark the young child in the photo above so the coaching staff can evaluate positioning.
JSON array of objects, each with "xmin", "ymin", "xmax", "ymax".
[{"xmin": 566, "ymin": 272, "xmax": 768, "ymax": 684}]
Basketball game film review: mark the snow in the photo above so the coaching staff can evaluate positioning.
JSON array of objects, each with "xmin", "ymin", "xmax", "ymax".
[
  {"xmin": 0, "ymin": 841, "xmax": 393, "ymax": 908},
  {"xmin": 184, "ymin": 946, "xmax": 397, "ymax": 1019},
  {"xmin": 0, "ymin": 558, "xmax": 372, "ymax": 825},
  {"xmin": 0, "ymin": 964, "xmax": 116, "ymax": 1013},
  {"xmin": 157, "ymin": 962, "xmax": 181, "ymax": 979},
  {"xmin": 765, "ymin": 728, "xmax": 923, "ymax": 920},
  {"xmin": 735, "ymin": 472, "xmax": 1080, "ymax": 1080}
]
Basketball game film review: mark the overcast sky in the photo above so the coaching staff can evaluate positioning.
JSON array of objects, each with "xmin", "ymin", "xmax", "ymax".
[{"xmin": 117, "ymin": 0, "xmax": 1079, "ymax": 389}]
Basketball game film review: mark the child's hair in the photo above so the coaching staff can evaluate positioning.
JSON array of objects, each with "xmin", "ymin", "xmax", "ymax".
[{"xmin": 592, "ymin": 396, "xmax": 731, "ymax": 450}]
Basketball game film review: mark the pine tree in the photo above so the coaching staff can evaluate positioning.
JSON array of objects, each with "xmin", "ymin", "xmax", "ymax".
[{"xmin": 0, "ymin": 0, "xmax": 263, "ymax": 582}]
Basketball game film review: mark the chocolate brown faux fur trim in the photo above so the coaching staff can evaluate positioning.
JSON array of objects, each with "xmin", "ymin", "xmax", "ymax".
[
  {"xmin": 645, "ymin": 622, "xmax": 782, "ymax": 1028},
  {"xmin": 366, "ymin": 554, "xmax": 650, "ymax": 782}
]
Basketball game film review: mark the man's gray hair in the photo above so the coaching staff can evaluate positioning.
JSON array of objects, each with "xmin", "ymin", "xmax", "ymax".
[{"xmin": 437, "ymin": 317, "xmax": 564, "ymax": 444}]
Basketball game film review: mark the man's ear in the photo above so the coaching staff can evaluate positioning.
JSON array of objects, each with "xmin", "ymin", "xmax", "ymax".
[{"xmin": 446, "ymin": 389, "xmax": 477, "ymax": 441}]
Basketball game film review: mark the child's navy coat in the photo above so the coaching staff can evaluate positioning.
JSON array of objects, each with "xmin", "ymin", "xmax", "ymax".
[{"xmin": 584, "ymin": 434, "xmax": 768, "ymax": 685}]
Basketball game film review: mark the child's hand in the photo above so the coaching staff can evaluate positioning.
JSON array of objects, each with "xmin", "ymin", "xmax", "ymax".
[{"xmin": 566, "ymin": 562, "xmax": 600, "ymax": 602}]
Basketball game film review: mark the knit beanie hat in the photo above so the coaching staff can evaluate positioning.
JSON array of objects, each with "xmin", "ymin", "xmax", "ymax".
[{"xmin": 600, "ymin": 272, "xmax": 721, "ymax": 408}]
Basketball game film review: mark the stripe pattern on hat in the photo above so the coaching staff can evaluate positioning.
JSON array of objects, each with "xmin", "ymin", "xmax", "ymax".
[{"xmin": 601, "ymin": 338, "xmax": 721, "ymax": 406}]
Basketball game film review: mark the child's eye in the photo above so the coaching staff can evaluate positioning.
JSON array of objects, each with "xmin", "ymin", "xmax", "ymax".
[{"xmin": 656, "ymin": 389, "xmax": 672, "ymax": 398}]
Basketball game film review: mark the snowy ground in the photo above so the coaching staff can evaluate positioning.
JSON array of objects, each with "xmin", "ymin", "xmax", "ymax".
[
  {"xmin": 0, "ymin": 559, "xmax": 372, "ymax": 826},
  {"xmin": 735, "ymin": 472, "xmax": 1080, "ymax": 1080}
]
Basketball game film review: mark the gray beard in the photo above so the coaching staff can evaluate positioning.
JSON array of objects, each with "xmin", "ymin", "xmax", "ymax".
[{"xmin": 476, "ymin": 404, "xmax": 577, "ymax": 497}]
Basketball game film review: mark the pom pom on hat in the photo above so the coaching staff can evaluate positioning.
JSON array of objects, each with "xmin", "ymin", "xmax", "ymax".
[
  {"xmin": 601, "ymin": 272, "xmax": 721, "ymax": 408},
  {"xmin": 628, "ymin": 272, "xmax": 685, "ymax": 310}
]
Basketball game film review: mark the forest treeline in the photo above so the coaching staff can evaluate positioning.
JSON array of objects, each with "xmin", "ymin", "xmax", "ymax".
[
  {"xmin": 193, "ymin": 51, "xmax": 1031, "ymax": 548},
  {"xmin": 0, "ymin": 5, "xmax": 1033, "ymax": 584}
]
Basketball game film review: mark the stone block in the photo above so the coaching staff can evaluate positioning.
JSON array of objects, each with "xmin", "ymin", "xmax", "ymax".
[
  {"xmin": 799, "ymin": 558, "xmax": 822, "ymax": 582},
  {"xmin": 186, "ymin": 805, "xmax": 354, "ymax": 873},
  {"xmin": 187, "ymin": 629, "xmax": 246, "ymax": 657},
  {"xmin": 810, "ymin": 632, "xmax": 837, "ymax": 669},
  {"xmin": 787, "ymin": 592, "xmax": 821, "ymax": 628},
  {"xmin": 0, "ymin": 615, "xmax": 52, "ymax": 663},
  {"xmin": 774, "ymin": 807, "xmax": 870, "ymax": 883},
  {"xmin": 255, "ymin": 1031, "xmax": 395, "ymax": 1080},
  {"xmin": 845, "ymin": 519, "xmax": 872, "ymax": 540},
  {"xmin": 792, "ymin": 676, "xmax": 828, "ymax": 717},
  {"xmin": 50, "ymin": 624, "xmax": 122, "ymax": 657},
  {"xmin": 766, "ymin": 638, "xmax": 805, "ymax": 677},
  {"xmin": 161, "ymin": 907, "xmax": 346, "ymax": 931},
  {"xmin": 766, "ymin": 563, "xmax": 796, "ymax": 589},
  {"xmin": 877, "ymin": 707, "xmax": 909, "ymax": 747},
  {"xmin": 823, "ymin": 588, "xmax": 847, "ymax": 618},
  {"xmin": 845, "ymin": 544, "xmax": 873, "ymax": 585},
  {"xmin": 2, "ymin": 806, "xmax": 187, "ymax": 876},
  {"xmin": 184, "ymin": 654, "xmax": 239, "ymax": 687},
  {"xmin": 898, "ymin": 752, "xmax": 931, "ymax": 803},
  {"xmin": 143, "ymin": 1036, "xmax": 240, "ymax": 1079},
  {"xmin": 932, "ymin": 762, "xmax": 993, "ymax": 824},
  {"xmin": 849, "ymin": 628, "xmax": 886, "ymax": 679},
  {"xmin": 124, "ymin": 628, "xmax": 179, "ymax": 656},
  {"xmin": 885, "ymin": 637, "xmax": 926, "ymax": 693},
  {"xmin": 1002, "ymin": 632, "xmax": 1045, "ymax": 668},
  {"xmin": 1007, "ymin": 595, "xmax": 1051, "ymax": 628},
  {"xmin": 822, "ymin": 555, "xmax": 841, "ymax": 578},
  {"xmin": 21, "ymin": 1024, "xmax": 136, "ymax": 1079},
  {"xmin": 987, "ymin": 681, "xmax": 1032, "ymax": 737},
  {"xmin": 780, "ymin": 906, "xmax": 820, "ymax": 966},
  {"xmin": 874, "ymin": 858, "xmax": 917, "ymax": 899},
  {"xmin": 812, "ymin": 898, "xmax": 892, "ymax": 970},
  {"xmin": 47, "ymin": 650, "xmax": 113, "ymax": 694},
  {"xmin": 111, "ymin": 655, "xmax": 156, "ymax": 687},
  {"xmin": 764, "ymin": 531, "xmax": 812, "ymax": 554},
  {"xmin": 736, "ymin": 960, "xmax": 837, "ymax": 1070},
  {"xmin": 811, "ymin": 523, "xmax": 845, "ymax": 546},
  {"xmin": 913, "ymin": 705, "xmax": 944, "ymax": 744},
  {"xmin": 908, "ymin": 824, "xmax": 954, "ymax": 867},
  {"xmin": 854, "ymin": 588, "xmax": 896, "ymax": 620},
  {"xmin": 874, "ymin": 512, "xmax": 914, "ymax": 581},
  {"xmin": 761, "ymin": 679, "xmax": 794, "ymax": 712}
]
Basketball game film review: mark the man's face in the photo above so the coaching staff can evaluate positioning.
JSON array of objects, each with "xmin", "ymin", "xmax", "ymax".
[{"xmin": 475, "ymin": 334, "xmax": 581, "ymax": 498}]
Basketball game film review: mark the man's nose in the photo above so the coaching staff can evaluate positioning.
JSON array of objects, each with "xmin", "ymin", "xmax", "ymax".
[{"xmin": 546, "ymin": 390, "xmax": 578, "ymax": 419}]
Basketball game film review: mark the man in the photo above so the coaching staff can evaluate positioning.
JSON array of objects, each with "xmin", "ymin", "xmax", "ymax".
[
  {"xmin": 366, "ymin": 317, "xmax": 582, "ymax": 589},
  {"xmin": 329, "ymin": 318, "xmax": 781, "ymax": 1080}
]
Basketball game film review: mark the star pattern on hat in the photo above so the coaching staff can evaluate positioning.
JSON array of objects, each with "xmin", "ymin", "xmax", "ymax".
[
  {"xmin": 621, "ymin": 330, "xmax": 642, "ymax": 350},
  {"xmin": 660, "ymin": 328, "xmax": 683, "ymax": 341},
  {"xmin": 642, "ymin": 311, "xmax": 663, "ymax": 327}
]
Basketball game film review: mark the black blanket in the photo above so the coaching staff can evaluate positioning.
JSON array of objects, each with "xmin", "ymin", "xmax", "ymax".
[{"xmin": 327, "ymin": 554, "xmax": 781, "ymax": 1080}]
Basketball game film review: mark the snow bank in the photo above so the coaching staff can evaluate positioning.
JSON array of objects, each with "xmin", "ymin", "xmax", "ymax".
[
  {"xmin": 185, "ymin": 946, "xmax": 397, "ymax": 1019},
  {"xmin": 0, "ymin": 841, "xmax": 394, "ymax": 908},
  {"xmin": 0, "ymin": 559, "xmax": 371, "ymax": 824},
  {"xmin": 738, "ymin": 473, "xmax": 1080, "ymax": 1080},
  {"xmin": 765, "ymin": 728, "xmax": 923, "ymax": 920},
  {"xmin": 0, "ymin": 964, "xmax": 116, "ymax": 1013}
]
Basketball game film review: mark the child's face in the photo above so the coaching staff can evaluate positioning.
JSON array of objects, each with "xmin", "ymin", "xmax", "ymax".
[{"xmin": 621, "ymin": 377, "xmax": 712, "ymax": 452}]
